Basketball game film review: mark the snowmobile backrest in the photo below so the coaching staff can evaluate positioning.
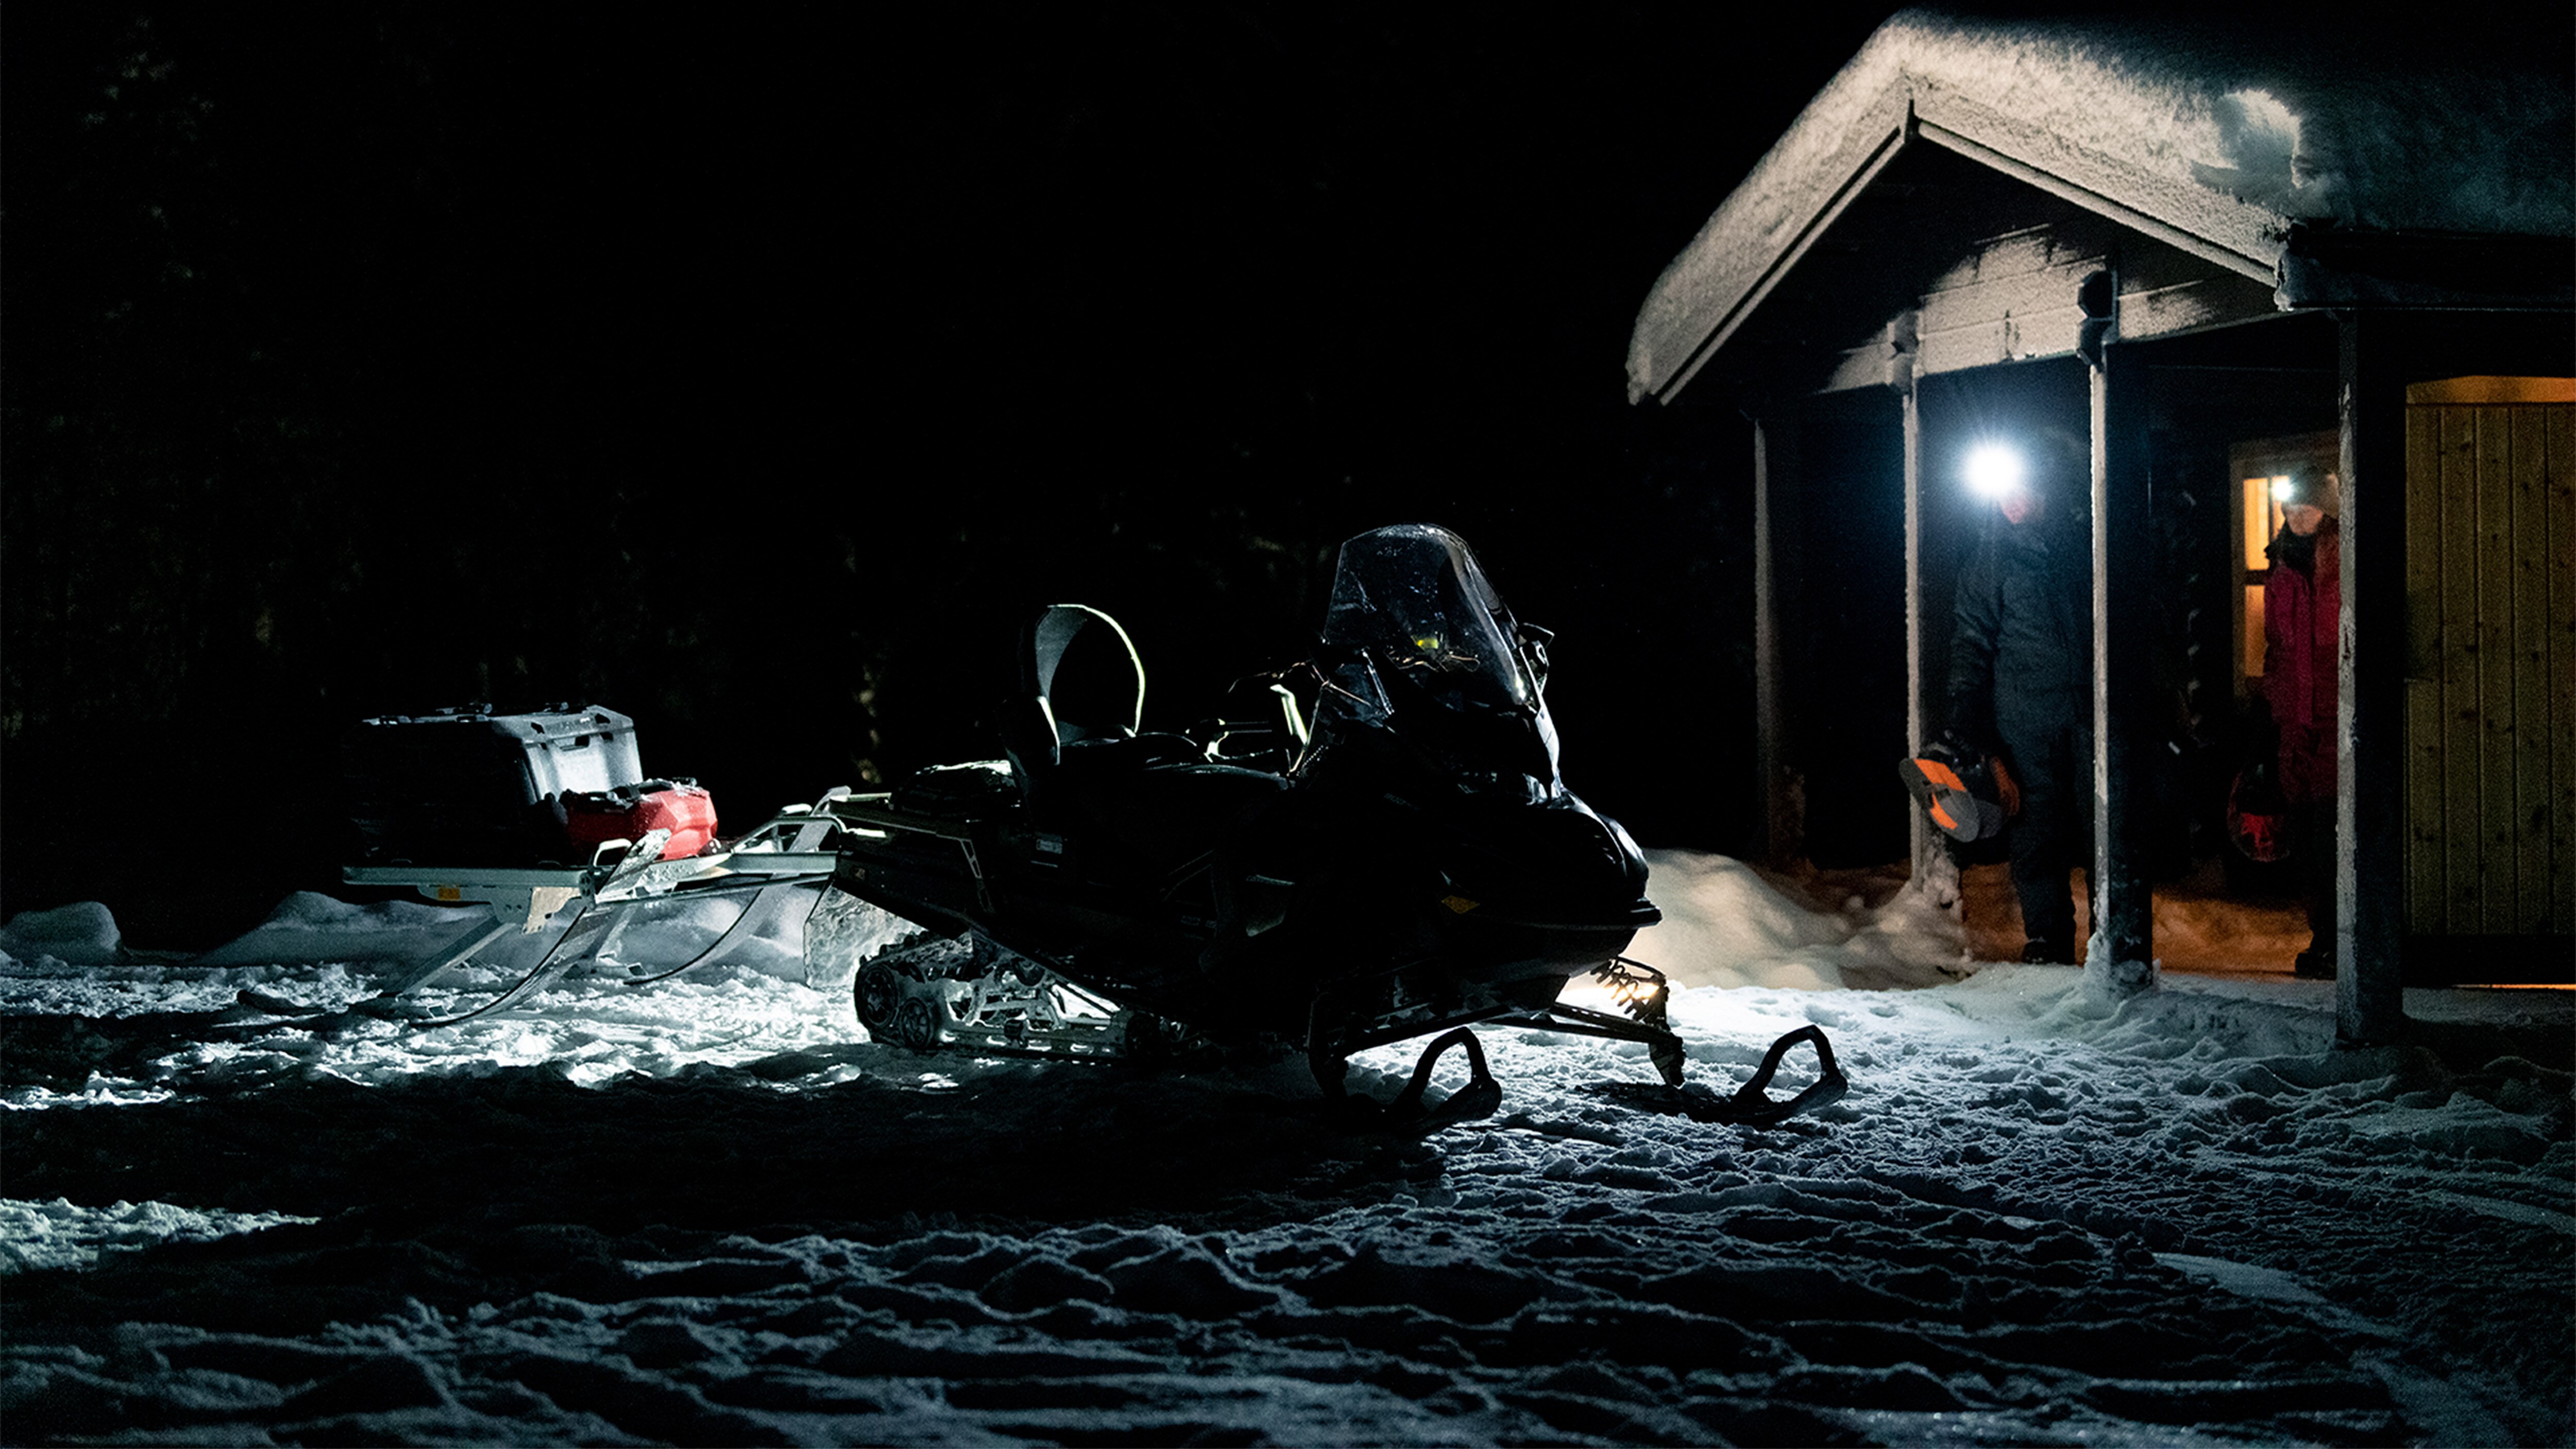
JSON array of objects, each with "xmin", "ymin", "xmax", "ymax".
[{"xmin": 1003, "ymin": 604, "xmax": 1147, "ymax": 786}]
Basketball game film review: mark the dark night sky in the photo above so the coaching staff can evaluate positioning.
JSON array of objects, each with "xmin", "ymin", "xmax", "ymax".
[{"xmin": 3, "ymin": 4, "xmax": 1918, "ymax": 942}]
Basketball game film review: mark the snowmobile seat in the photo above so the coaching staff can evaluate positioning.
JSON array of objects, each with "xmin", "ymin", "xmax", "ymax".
[
  {"xmin": 1002, "ymin": 604, "xmax": 1287, "ymax": 873},
  {"xmin": 890, "ymin": 760, "xmax": 1022, "ymax": 819},
  {"xmin": 1001, "ymin": 604, "xmax": 1151, "ymax": 791}
]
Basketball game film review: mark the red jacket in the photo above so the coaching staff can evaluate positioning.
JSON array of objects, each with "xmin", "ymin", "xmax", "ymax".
[{"xmin": 2261, "ymin": 519, "xmax": 2340, "ymax": 806}]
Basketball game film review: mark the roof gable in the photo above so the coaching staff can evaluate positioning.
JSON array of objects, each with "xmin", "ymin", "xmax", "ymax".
[{"xmin": 1630, "ymin": 7, "xmax": 2574, "ymax": 403}]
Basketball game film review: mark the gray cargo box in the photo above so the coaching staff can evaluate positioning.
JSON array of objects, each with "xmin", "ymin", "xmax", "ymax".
[{"xmin": 344, "ymin": 704, "xmax": 646, "ymax": 865}]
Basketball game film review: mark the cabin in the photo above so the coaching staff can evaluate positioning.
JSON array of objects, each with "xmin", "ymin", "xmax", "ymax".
[{"xmin": 1625, "ymin": 10, "xmax": 2574, "ymax": 1039}]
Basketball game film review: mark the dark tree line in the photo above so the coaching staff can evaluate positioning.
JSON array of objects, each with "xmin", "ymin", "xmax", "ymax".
[{"xmin": 4, "ymin": 5, "xmax": 1893, "ymax": 943}]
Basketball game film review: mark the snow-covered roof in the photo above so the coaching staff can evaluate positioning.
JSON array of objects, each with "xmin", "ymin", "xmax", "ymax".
[{"xmin": 1629, "ymin": 7, "xmax": 2575, "ymax": 402}]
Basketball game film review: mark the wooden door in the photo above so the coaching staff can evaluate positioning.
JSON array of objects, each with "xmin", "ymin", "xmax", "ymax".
[{"xmin": 2403, "ymin": 380, "xmax": 2576, "ymax": 941}]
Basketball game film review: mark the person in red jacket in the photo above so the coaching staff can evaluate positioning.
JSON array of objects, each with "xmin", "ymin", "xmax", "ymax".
[{"xmin": 2259, "ymin": 466, "xmax": 2340, "ymax": 979}]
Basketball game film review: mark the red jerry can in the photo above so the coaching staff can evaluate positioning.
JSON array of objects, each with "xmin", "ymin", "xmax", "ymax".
[{"xmin": 564, "ymin": 781, "xmax": 719, "ymax": 860}]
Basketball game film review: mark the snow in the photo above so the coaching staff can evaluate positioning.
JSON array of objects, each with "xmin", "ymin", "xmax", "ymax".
[
  {"xmin": 1, "ymin": 1199, "xmax": 320, "ymax": 1275},
  {"xmin": 4, "ymin": 853, "xmax": 2570, "ymax": 1445},
  {"xmin": 1630, "ymin": 850, "xmax": 1969, "ymax": 992},
  {"xmin": 0, "ymin": 901, "xmax": 123, "ymax": 968},
  {"xmin": 1627, "ymin": 6, "xmax": 2575, "ymax": 399}
]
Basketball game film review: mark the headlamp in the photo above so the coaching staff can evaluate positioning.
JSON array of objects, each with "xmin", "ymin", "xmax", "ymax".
[{"xmin": 1963, "ymin": 443, "xmax": 2027, "ymax": 500}]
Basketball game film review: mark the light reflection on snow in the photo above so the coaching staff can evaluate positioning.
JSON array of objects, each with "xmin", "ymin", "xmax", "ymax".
[
  {"xmin": 5, "ymin": 890, "xmax": 2568, "ymax": 1444},
  {"xmin": 3, "ymin": 1078, "xmax": 177, "ymax": 1112},
  {"xmin": 1, "ymin": 1197, "xmax": 320, "ymax": 1273}
]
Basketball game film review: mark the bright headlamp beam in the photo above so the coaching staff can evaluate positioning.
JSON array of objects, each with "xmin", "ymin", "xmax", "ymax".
[
  {"xmin": 2271, "ymin": 477, "xmax": 2297, "ymax": 502},
  {"xmin": 1963, "ymin": 443, "xmax": 2027, "ymax": 500}
]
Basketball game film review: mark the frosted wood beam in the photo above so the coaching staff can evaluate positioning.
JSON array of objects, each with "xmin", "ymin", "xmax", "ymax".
[
  {"xmin": 2338, "ymin": 314, "xmax": 2408, "ymax": 1042},
  {"xmin": 2090, "ymin": 337, "xmax": 2155, "ymax": 981}
]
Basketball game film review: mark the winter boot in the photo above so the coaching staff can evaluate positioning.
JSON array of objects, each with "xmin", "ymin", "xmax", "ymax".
[{"xmin": 2022, "ymin": 937, "xmax": 2075, "ymax": 965}]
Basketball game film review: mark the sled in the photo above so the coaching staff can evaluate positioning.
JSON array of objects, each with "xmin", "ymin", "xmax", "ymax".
[{"xmin": 341, "ymin": 795, "xmax": 846, "ymax": 1023}]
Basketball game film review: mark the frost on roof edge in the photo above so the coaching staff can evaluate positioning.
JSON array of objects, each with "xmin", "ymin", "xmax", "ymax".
[{"xmin": 1628, "ymin": 6, "xmax": 2575, "ymax": 402}]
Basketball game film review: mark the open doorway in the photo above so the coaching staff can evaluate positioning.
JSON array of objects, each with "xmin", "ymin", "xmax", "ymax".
[
  {"xmin": 2228, "ymin": 431, "xmax": 2338, "ymax": 690},
  {"xmin": 1792, "ymin": 394, "xmax": 1908, "ymax": 869}
]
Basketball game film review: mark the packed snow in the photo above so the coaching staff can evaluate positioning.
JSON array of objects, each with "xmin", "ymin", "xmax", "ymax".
[{"xmin": 4, "ymin": 851, "xmax": 2569, "ymax": 1445}]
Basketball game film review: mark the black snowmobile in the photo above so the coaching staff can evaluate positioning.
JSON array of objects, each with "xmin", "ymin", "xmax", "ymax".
[{"xmin": 804, "ymin": 524, "xmax": 1843, "ymax": 1124}]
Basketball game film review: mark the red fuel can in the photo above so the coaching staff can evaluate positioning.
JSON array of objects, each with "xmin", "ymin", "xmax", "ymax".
[{"xmin": 564, "ymin": 781, "xmax": 719, "ymax": 860}]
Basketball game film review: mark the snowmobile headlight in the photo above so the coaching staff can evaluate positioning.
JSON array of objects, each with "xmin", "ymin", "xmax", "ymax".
[{"xmin": 1963, "ymin": 442, "xmax": 2027, "ymax": 500}]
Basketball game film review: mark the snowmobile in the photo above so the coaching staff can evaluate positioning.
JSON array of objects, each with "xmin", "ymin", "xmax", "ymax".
[{"xmin": 802, "ymin": 524, "xmax": 1846, "ymax": 1124}]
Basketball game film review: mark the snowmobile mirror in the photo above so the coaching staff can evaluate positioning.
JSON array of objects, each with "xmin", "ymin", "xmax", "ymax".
[{"xmin": 1516, "ymin": 623, "xmax": 1553, "ymax": 692}]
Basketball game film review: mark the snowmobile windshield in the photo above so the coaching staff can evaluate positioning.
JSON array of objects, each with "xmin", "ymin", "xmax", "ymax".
[{"xmin": 1319, "ymin": 524, "xmax": 1535, "ymax": 713}]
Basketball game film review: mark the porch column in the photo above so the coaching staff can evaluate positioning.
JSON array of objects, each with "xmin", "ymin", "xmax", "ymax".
[
  {"xmin": 1901, "ymin": 363, "xmax": 1930, "ymax": 878},
  {"xmin": 2090, "ymin": 338, "xmax": 2155, "ymax": 986},
  {"xmin": 2337, "ymin": 313, "xmax": 2408, "ymax": 1043},
  {"xmin": 1752, "ymin": 416, "xmax": 1800, "ymax": 868}
]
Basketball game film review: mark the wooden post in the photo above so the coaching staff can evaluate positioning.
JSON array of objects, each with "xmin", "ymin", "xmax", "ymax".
[
  {"xmin": 2090, "ymin": 336, "xmax": 2155, "ymax": 983},
  {"xmin": 1753, "ymin": 417, "xmax": 1785, "ymax": 866},
  {"xmin": 1902, "ymin": 363, "xmax": 1930, "ymax": 880},
  {"xmin": 2338, "ymin": 313, "xmax": 2408, "ymax": 1043},
  {"xmin": 1753, "ymin": 414, "xmax": 1805, "ymax": 868}
]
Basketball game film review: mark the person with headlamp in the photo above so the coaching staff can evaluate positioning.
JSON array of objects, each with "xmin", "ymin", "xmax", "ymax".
[
  {"xmin": 2258, "ymin": 466, "xmax": 2341, "ymax": 978},
  {"xmin": 1942, "ymin": 435, "xmax": 2092, "ymax": 964}
]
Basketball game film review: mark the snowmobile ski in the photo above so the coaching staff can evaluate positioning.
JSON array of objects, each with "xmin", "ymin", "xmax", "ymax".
[{"xmin": 1589, "ymin": 1024, "xmax": 1848, "ymax": 1128}]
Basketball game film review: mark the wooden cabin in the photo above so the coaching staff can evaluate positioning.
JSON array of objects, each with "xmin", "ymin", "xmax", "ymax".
[{"xmin": 1625, "ymin": 10, "xmax": 2573, "ymax": 1038}]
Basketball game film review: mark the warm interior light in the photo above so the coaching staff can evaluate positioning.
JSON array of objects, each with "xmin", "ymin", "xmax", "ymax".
[
  {"xmin": 2243, "ymin": 476, "xmax": 2290, "ymax": 561},
  {"xmin": 2244, "ymin": 585, "xmax": 2267, "ymax": 677},
  {"xmin": 1964, "ymin": 443, "xmax": 2026, "ymax": 498}
]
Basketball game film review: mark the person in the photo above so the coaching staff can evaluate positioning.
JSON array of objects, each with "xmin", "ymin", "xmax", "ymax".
[
  {"xmin": 2258, "ymin": 467, "xmax": 2340, "ymax": 978},
  {"xmin": 1944, "ymin": 439, "xmax": 2093, "ymax": 964}
]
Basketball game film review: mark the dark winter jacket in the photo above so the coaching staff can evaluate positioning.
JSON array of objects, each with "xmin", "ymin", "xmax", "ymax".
[
  {"xmin": 1945, "ymin": 513, "xmax": 2091, "ymax": 753},
  {"xmin": 2261, "ymin": 519, "xmax": 2340, "ymax": 806}
]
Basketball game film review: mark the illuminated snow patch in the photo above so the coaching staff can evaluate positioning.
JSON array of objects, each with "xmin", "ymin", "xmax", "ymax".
[
  {"xmin": 3, "ymin": 1079, "xmax": 179, "ymax": 1112},
  {"xmin": 170, "ymin": 971, "xmax": 866, "ymax": 1094},
  {"xmin": 0, "ymin": 1198, "xmax": 319, "ymax": 1273},
  {"xmin": 2154, "ymin": 1252, "xmax": 2330, "ymax": 1306}
]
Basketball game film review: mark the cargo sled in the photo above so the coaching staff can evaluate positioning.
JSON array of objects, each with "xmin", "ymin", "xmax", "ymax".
[{"xmin": 339, "ymin": 705, "xmax": 842, "ymax": 1021}]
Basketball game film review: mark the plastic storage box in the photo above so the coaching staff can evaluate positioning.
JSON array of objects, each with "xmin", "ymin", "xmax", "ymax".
[{"xmin": 344, "ymin": 705, "xmax": 646, "ymax": 865}]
